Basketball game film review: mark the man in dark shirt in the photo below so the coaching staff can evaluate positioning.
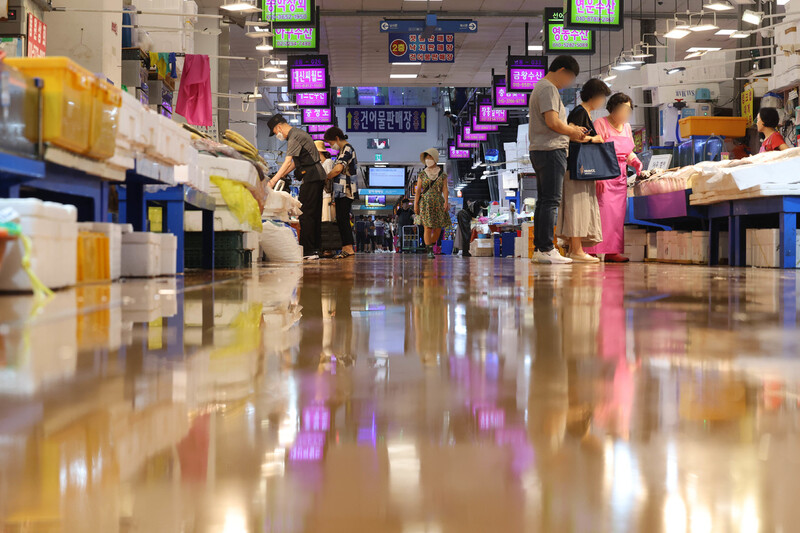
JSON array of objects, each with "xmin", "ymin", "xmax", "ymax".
[
  {"xmin": 456, "ymin": 200, "xmax": 486, "ymax": 257},
  {"xmin": 267, "ymin": 114, "xmax": 326, "ymax": 259},
  {"xmin": 396, "ymin": 198, "xmax": 414, "ymax": 253},
  {"xmin": 355, "ymin": 217, "xmax": 368, "ymax": 253}
]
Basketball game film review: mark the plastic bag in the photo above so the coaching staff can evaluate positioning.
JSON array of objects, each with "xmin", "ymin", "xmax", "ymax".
[
  {"xmin": 263, "ymin": 187, "xmax": 303, "ymax": 222},
  {"xmin": 260, "ymin": 221, "xmax": 302, "ymax": 263},
  {"xmin": 210, "ymin": 175, "xmax": 262, "ymax": 231}
]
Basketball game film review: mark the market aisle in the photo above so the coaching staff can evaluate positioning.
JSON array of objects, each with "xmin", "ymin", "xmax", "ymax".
[{"xmin": 2, "ymin": 257, "xmax": 800, "ymax": 532}]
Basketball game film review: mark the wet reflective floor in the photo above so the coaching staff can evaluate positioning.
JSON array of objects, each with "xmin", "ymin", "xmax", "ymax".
[{"xmin": 2, "ymin": 257, "xmax": 800, "ymax": 532}]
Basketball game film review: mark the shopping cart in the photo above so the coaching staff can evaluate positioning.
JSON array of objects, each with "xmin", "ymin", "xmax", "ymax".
[{"xmin": 401, "ymin": 225, "xmax": 422, "ymax": 253}]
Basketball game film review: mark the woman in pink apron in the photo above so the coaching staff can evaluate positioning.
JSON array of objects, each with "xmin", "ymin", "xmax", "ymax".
[{"xmin": 585, "ymin": 93, "xmax": 642, "ymax": 262}]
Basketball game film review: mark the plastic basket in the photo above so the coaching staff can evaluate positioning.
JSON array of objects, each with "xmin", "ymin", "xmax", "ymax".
[
  {"xmin": 678, "ymin": 117, "xmax": 748, "ymax": 138},
  {"xmin": 86, "ymin": 78, "xmax": 122, "ymax": 159}
]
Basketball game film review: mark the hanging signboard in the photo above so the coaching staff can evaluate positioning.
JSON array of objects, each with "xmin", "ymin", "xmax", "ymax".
[
  {"xmin": 380, "ymin": 19, "xmax": 478, "ymax": 33},
  {"xmin": 476, "ymin": 97, "xmax": 509, "ymax": 125},
  {"xmin": 462, "ymin": 126, "xmax": 488, "ymax": 142},
  {"xmin": 346, "ymin": 107, "xmax": 427, "ymax": 133},
  {"xmin": 544, "ymin": 8, "xmax": 595, "ymax": 54},
  {"xmin": 472, "ymin": 115, "xmax": 499, "ymax": 132},
  {"xmin": 389, "ymin": 33, "xmax": 455, "ymax": 63},
  {"xmin": 262, "ymin": 0, "xmax": 315, "ymax": 24},
  {"xmin": 311, "ymin": 133, "xmax": 325, "ymax": 141},
  {"xmin": 456, "ymin": 134, "xmax": 478, "ymax": 150},
  {"xmin": 295, "ymin": 91, "xmax": 330, "ymax": 108},
  {"xmin": 506, "ymin": 55, "xmax": 548, "ymax": 92},
  {"xmin": 492, "ymin": 75, "xmax": 530, "ymax": 109},
  {"xmin": 27, "ymin": 13, "xmax": 46, "ymax": 57},
  {"xmin": 288, "ymin": 55, "xmax": 328, "ymax": 92},
  {"xmin": 272, "ymin": 13, "xmax": 320, "ymax": 52},
  {"xmin": 307, "ymin": 123, "xmax": 334, "ymax": 133},
  {"xmin": 449, "ymin": 142, "xmax": 471, "ymax": 159},
  {"xmin": 563, "ymin": 0, "xmax": 624, "ymax": 31},
  {"xmin": 741, "ymin": 87, "xmax": 754, "ymax": 125},
  {"xmin": 302, "ymin": 107, "xmax": 333, "ymax": 124}
]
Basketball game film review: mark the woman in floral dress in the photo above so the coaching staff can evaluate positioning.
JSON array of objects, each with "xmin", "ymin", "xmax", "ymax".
[{"xmin": 414, "ymin": 148, "xmax": 451, "ymax": 258}]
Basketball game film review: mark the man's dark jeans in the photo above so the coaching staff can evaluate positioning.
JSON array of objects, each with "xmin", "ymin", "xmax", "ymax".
[{"xmin": 530, "ymin": 149, "xmax": 567, "ymax": 253}]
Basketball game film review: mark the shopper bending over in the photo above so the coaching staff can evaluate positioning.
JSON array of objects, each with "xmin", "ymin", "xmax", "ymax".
[
  {"xmin": 456, "ymin": 200, "xmax": 486, "ymax": 257},
  {"xmin": 528, "ymin": 55, "xmax": 587, "ymax": 264},
  {"xmin": 324, "ymin": 127, "xmax": 358, "ymax": 258},
  {"xmin": 414, "ymin": 148, "xmax": 450, "ymax": 258},
  {"xmin": 267, "ymin": 114, "xmax": 326, "ymax": 260},
  {"xmin": 585, "ymin": 93, "xmax": 643, "ymax": 263},
  {"xmin": 557, "ymin": 78, "xmax": 611, "ymax": 263},
  {"xmin": 757, "ymin": 108, "xmax": 790, "ymax": 152}
]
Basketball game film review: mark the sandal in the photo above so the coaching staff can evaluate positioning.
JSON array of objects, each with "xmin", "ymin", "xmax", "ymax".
[{"xmin": 335, "ymin": 251, "xmax": 355, "ymax": 259}]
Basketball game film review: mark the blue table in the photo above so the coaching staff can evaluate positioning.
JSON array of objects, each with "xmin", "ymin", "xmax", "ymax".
[
  {"xmin": 0, "ymin": 152, "xmax": 46, "ymax": 195},
  {"xmin": 706, "ymin": 201, "xmax": 732, "ymax": 266},
  {"xmin": 730, "ymin": 196, "xmax": 800, "ymax": 269}
]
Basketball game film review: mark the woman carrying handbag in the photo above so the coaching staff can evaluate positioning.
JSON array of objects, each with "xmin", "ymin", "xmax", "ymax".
[{"xmin": 414, "ymin": 148, "xmax": 450, "ymax": 258}]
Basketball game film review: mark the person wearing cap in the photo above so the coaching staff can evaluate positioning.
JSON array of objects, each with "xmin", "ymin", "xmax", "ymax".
[
  {"xmin": 413, "ymin": 148, "xmax": 450, "ymax": 258},
  {"xmin": 267, "ymin": 113, "xmax": 327, "ymax": 259}
]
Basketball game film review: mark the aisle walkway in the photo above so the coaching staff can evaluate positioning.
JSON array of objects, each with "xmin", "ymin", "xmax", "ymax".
[{"xmin": 1, "ymin": 257, "xmax": 800, "ymax": 532}]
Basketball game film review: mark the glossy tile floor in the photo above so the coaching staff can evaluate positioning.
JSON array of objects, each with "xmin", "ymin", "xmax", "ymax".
[{"xmin": 2, "ymin": 257, "xmax": 800, "ymax": 532}]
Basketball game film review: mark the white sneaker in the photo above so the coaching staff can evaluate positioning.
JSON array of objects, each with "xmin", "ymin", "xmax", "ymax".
[
  {"xmin": 532, "ymin": 249, "xmax": 573, "ymax": 264},
  {"xmin": 303, "ymin": 254, "xmax": 320, "ymax": 261}
]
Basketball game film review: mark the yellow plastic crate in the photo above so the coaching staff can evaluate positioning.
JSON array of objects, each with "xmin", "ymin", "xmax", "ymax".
[
  {"xmin": 4, "ymin": 57, "xmax": 94, "ymax": 154},
  {"xmin": 679, "ymin": 116, "xmax": 749, "ymax": 138},
  {"xmin": 86, "ymin": 78, "xmax": 122, "ymax": 159}
]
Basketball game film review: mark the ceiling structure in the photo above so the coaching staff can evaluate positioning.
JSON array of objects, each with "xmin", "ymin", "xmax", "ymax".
[{"xmin": 211, "ymin": 0, "xmax": 754, "ymax": 89}]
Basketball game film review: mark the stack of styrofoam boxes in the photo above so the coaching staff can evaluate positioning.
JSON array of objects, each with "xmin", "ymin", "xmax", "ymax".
[
  {"xmin": 146, "ymin": 113, "xmax": 192, "ymax": 166},
  {"xmin": 0, "ymin": 199, "xmax": 78, "ymax": 291},
  {"xmin": 691, "ymin": 231, "xmax": 709, "ymax": 265},
  {"xmin": 624, "ymin": 228, "xmax": 647, "ymax": 262},
  {"xmin": 656, "ymin": 231, "xmax": 693, "ymax": 263},
  {"xmin": 174, "ymin": 146, "xmax": 210, "ymax": 194},
  {"xmin": 676, "ymin": 232, "xmax": 692, "ymax": 263},
  {"xmin": 77, "ymin": 222, "xmax": 123, "ymax": 281},
  {"xmin": 158, "ymin": 233, "xmax": 178, "ymax": 276},
  {"xmin": 515, "ymin": 223, "xmax": 534, "ymax": 258},
  {"xmin": 646, "ymin": 232, "xmax": 658, "ymax": 261},
  {"xmin": 747, "ymin": 229, "xmax": 800, "ymax": 268},
  {"xmin": 121, "ymin": 225, "xmax": 162, "ymax": 277},
  {"xmin": 770, "ymin": 18, "xmax": 800, "ymax": 91},
  {"xmin": 108, "ymin": 91, "xmax": 145, "ymax": 172}
]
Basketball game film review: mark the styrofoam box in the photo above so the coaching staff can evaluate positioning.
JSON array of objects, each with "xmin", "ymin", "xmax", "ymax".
[
  {"xmin": 146, "ymin": 115, "xmax": 191, "ymax": 165},
  {"xmin": 0, "ymin": 199, "xmax": 77, "ymax": 291},
  {"xmin": 198, "ymin": 154, "xmax": 259, "ymax": 188},
  {"xmin": 747, "ymin": 229, "xmax": 800, "ymax": 268},
  {"xmin": 158, "ymin": 233, "xmax": 178, "ymax": 276},
  {"xmin": 624, "ymin": 245, "xmax": 645, "ymax": 262},
  {"xmin": 139, "ymin": 108, "xmax": 161, "ymax": 150},
  {"xmin": 624, "ymin": 228, "xmax": 648, "ymax": 247},
  {"xmin": 676, "ymin": 232, "xmax": 692, "ymax": 262},
  {"xmin": 119, "ymin": 90, "xmax": 145, "ymax": 147},
  {"xmin": 78, "ymin": 222, "xmax": 123, "ymax": 280},
  {"xmin": 646, "ymin": 232, "xmax": 658, "ymax": 259},
  {"xmin": 514, "ymin": 236, "xmax": 529, "ymax": 258},
  {"xmin": 244, "ymin": 231, "xmax": 259, "ymax": 251},
  {"xmin": 746, "ymin": 228, "xmax": 758, "ymax": 267},
  {"xmin": 185, "ymin": 208, "xmax": 248, "ymax": 232},
  {"xmin": 691, "ymin": 231, "xmax": 709, "ymax": 265},
  {"xmin": 121, "ymin": 232, "xmax": 162, "ymax": 277}
]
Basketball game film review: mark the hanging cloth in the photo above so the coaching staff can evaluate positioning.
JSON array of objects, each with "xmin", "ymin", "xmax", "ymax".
[{"xmin": 176, "ymin": 54, "xmax": 212, "ymax": 127}]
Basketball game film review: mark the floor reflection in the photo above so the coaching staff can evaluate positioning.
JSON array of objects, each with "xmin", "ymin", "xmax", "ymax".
[{"xmin": 1, "ymin": 258, "xmax": 800, "ymax": 532}]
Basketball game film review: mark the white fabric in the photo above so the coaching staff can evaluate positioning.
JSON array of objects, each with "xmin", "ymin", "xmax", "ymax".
[{"xmin": 260, "ymin": 222, "xmax": 302, "ymax": 263}]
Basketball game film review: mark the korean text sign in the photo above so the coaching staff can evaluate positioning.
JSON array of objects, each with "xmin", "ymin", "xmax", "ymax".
[
  {"xmin": 273, "ymin": 27, "xmax": 318, "ymax": 51},
  {"xmin": 262, "ymin": 0, "xmax": 314, "ymax": 23},
  {"xmin": 449, "ymin": 143, "xmax": 471, "ymax": 159},
  {"xmin": 492, "ymin": 75, "xmax": 529, "ymax": 108},
  {"xmin": 477, "ymin": 97, "xmax": 508, "ymax": 125},
  {"xmin": 544, "ymin": 8, "xmax": 594, "ymax": 54},
  {"xmin": 388, "ymin": 33, "xmax": 455, "ymax": 63},
  {"xmin": 346, "ymin": 108, "xmax": 428, "ymax": 133},
  {"xmin": 288, "ymin": 55, "xmax": 328, "ymax": 92},
  {"xmin": 296, "ymin": 91, "xmax": 329, "ymax": 107},
  {"xmin": 302, "ymin": 108, "xmax": 332, "ymax": 124},
  {"xmin": 506, "ymin": 55, "xmax": 547, "ymax": 92},
  {"xmin": 564, "ymin": 0, "xmax": 623, "ymax": 30}
]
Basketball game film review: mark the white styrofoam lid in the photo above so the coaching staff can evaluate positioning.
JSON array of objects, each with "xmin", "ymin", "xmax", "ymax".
[
  {"xmin": 159, "ymin": 233, "xmax": 178, "ymax": 245},
  {"xmin": 0, "ymin": 198, "xmax": 46, "ymax": 218},
  {"xmin": 43, "ymin": 202, "xmax": 78, "ymax": 222},
  {"xmin": 120, "ymin": 224, "xmax": 134, "ymax": 234},
  {"xmin": 122, "ymin": 231, "xmax": 161, "ymax": 244}
]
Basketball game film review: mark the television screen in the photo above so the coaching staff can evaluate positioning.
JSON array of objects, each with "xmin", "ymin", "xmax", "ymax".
[
  {"xmin": 366, "ymin": 195, "xmax": 386, "ymax": 207},
  {"xmin": 369, "ymin": 166, "xmax": 406, "ymax": 188}
]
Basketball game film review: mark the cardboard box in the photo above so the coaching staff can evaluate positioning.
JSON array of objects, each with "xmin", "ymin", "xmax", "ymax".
[
  {"xmin": 752, "ymin": 229, "xmax": 781, "ymax": 268},
  {"xmin": 647, "ymin": 232, "xmax": 658, "ymax": 259},
  {"xmin": 675, "ymin": 232, "xmax": 692, "ymax": 262},
  {"xmin": 691, "ymin": 231, "xmax": 709, "ymax": 264},
  {"xmin": 471, "ymin": 239, "xmax": 494, "ymax": 257},
  {"xmin": 745, "ymin": 228, "xmax": 758, "ymax": 266},
  {"xmin": 624, "ymin": 245, "xmax": 645, "ymax": 262},
  {"xmin": 624, "ymin": 228, "xmax": 648, "ymax": 247}
]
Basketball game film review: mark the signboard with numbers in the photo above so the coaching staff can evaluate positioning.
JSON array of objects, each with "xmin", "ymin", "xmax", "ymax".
[
  {"xmin": 471, "ymin": 115, "xmax": 499, "ymax": 132},
  {"xmin": 301, "ymin": 107, "xmax": 332, "ymax": 124},
  {"xmin": 273, "ymin": 25, "xmax": 319, "ymax": 52},
  {"xmin": 345, "ymin": 107, "xmax": 428, "ymax": 133},
  {"xmin": 476, "ymin": 97, "xmax": 509, "ymax": 125},
  {"xmin": 295, "ymin": 91, "xmax": 329, "ymax": 108},
  {"xmin": 456, "ymin": 134, "xmax": 478, "ymax": 150},
  {"xmin": 288, "ymin": 55, "xmax": 328, "ymax": 92},
  {"xmin": 307, "ymin": 123, "xmax": 334, "ymax": 133},
  {"xmin": 544, "ymin": 8, "xmax": 594, "ymax": 54},
  {"xmin": 311, "ymin": 133, "xmax": 325, "ymax": 141},
  {"xmin": 507, "ymin": 55, "xmax": 547, "ymax": 92},
  {"xmin": 741, "ymin": 87, "xmax": 754, "ymax": 125},
  {"xmin": 449, "ymin": 142, "xmax": 471, "ymax": 159},
  {"xmin": 388, "ymin": 33, "xmax": 455, "ymax": 63},
  {"xmin": 262, "ymin": 0, "xmax": 315, "ymax": 24},
  {"xmin": 462, "ymin": 126, "xmax": 488, "ymax": 142},
  {"xmin": 27, "ymin": 13, "xmax": 46, "ymax": 57},
  {"xmin": 564, "ymin": 0, "xmax": 623, "ymax": 31},
  {"xmin": 492, "ymin": 75, "xmax": 530, "ymax": 109}
]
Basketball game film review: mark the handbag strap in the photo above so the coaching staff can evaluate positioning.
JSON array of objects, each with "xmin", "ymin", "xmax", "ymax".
[{"xmin": 421, "ymin": 170, "xmax": 443, "ymax": 195}]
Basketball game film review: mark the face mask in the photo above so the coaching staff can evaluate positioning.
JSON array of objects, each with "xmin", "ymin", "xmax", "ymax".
[
  {"xmin": 276, "ymin": 131, "xmax": 286, "ymax": 142},
  {"xmin": 425, "ymin": 158, "xmax": 436, "ymax": 168}
]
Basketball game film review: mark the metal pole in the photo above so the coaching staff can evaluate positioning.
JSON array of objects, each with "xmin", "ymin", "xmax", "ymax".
[{"xmin": 525, "ymin": 22, "xmax": 529, "ymax": 56}]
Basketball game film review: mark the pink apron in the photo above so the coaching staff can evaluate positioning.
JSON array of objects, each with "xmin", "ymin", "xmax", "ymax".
[{"xmin": 585, "ymin": 117, "xmax": 642, "ymax": 255}]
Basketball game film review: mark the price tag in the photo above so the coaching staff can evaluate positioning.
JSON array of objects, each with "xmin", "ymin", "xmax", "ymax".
[
  {"xmin": 789, "ymin": 89, "xmax": 798, "ymax": 102},
  {"xmin": 648, "ymin": 154, "xmax": 673, "ymax": 171}
]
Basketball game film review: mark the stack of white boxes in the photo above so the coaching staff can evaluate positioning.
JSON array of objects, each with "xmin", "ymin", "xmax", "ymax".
[
  {"xmin": 514, "ymin": 222, "xmax": 534, "ymax": 258},
  {"xmin": 691, "ymin": 231, "xmax": 709, "ymax": 265},
  {"xmin": 656, "ymin": 230, "xmax": 728, "ymax": 264},
  {"xmin": 624, "ymin": 228, "xmax": 647, "ymax": 262},
  {"xmin": 747, "ymin": 229, "xmax": 800, "ymax": 268}
]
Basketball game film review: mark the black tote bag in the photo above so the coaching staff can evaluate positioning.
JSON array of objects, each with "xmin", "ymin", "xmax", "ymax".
[{"xmin": 568, "ymin": 141, "xmax": 619, "ymax": 181}]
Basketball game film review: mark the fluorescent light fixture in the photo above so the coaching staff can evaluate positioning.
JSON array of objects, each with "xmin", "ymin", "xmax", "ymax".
[
  {"xmin": 666, "ymin": 66, "xmax": 687, "ymax": 75},
  {"xmin": 685, "ymin": 51, "xmax": 705, "ymax": 59},
  {"xmin": 256, "ymin": 42, "xmax": 274, "ymax": 51},
  {"xmin": 260, "ymin": 65, "xmax": 282, "ymax": 73},
  {"xmin": 276, "ymin": 60, "xmax": 288, "ymax": 65},
  {"xmin": 264, "ymin": 76, "xmax": 284, "ymax": 82},
  {"xmin": 715, "ymin": 29, "xmax": 736, "ymax": 35},
  {"xmin": 220, "ymin": 1, "xmax": 260, "ymax": 12},
  {"xmin": 282, "ymin": 110, "xmax": 301, "ymax": 115},
  {"xmin": 277, "ymin": 73, "xmax": 288, "ymax": 79},
  {"xmin": 393, "ymin": 62, "xmax": 422, "ymax": 65},
  {"xmin": 621, "ymin": 59, "xmax": 645, "ymax": 65},
  {"xmin": 390, "ymin": 74, "xmax": 418, "ymax": 79},
  {"xmin": 690, "ymin": 24, "xmax": 718, "ymax": 31},
  {"xmin": 611, "ymin": 63, "xmax": 636, "ymax": 71},
  {"xmin": 664, "ymin": 28, "xmax": 691, "ymax": 39},
  {"xmin": 277, "ymin": 101, "xmax": 296, "ymax": 107},
  {"xmin": 675, "ymin": 23, "xmax": 691, "ymax": 30},
  {"xmin": 742, "ymin": 10, "xmax": 762, "ymax": 25},
  {"xmin": 731, "ymin": 31, "xmax": 750, "ymax": 38},
  {"xmin": 603, "ymin": 75, "xmax": 617, "ymax": 82},
  {"xmin": 687, "ymin": 46, "xmax": 722, "ymax": 52},
  {"xmin": 528, "ymin": 45, "xmax": 544, "ymax": 51},
  {"xmin": 706, "ymin": 0, "xmax": 733, "ymax": 9},
  {"xmin": 778, "ymin": 0, "xmax": 789, "ymax": 5}
]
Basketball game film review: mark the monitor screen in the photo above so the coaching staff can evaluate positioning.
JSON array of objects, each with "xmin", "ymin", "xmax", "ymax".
[
  {"xmin": 366, "ymin": 195, "xmax": 387, "ymax": 207},
  {"xmin": 369, "ymin": 166, "xmax": 406, "ymax": 188}
]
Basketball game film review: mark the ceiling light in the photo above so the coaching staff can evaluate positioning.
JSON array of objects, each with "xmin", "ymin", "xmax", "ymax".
[
  {"xmin": 277, "ymin": 73, "xmax": 288, "ymax": 79},
  {"xmin": 277, "ymin": 101, "xmax": 296, "ymax": 107},
  {"xmin": 674, "ymin": 23, "xmax": 691, "ymax": 30},
  {"xmin": 742, "ymin": 10, "xmax": 763, "ymax": 25},
  {"xmin": 390, "ymin": 74, "xmax": 418, "ymax": 79},
  {"xmin": 611, "ymin": 63, "xmax": 636, "ymax": 71},
  {"xmin": 715, "ymin": 29, "xmax": 736, "ymax": 35},
  {"xmin": 256, "ymin": 39, "xmax": 274, "ymax": 51},
  {"xmin": 528, "ymin": 45, "xmax": 543, "ymax": 51},
  {"xmin": 690, "ymin": 24, "xmax": 718, "ymax": 31},
  {"xmin": 282, "ymin": 110, "xmax": 301, "ymax": 115},
  {"xmin": 666, "ymin": 66, "xmax": 686, "ymax": 75},
  {"xmin": 664, "ymin": 28, "xmax": 691, "ymax": 39},
  {"xmin": 621, "ymin": 59, "xmax": 645, "ymax": 65},
  {"xmin": 731, "ymin": 31, "xmax": 750, "ymax": 38},
  {"xmin": 220, "ymin": 1, "xmax": 260, "ymax": 12},
  {"xmin": 685, "ymin": 51, "xmax": 705, "ymax": 59},
  {"xmin": 264, "ymin": 76, "xmax": 284, "ymax": 83},
  {"xmin": 260, "ymin": 65, "xmax": 282, "ymax": 73},
  {"xmin": 778, "ymin": 0, "xmax": 789, "ymax": 5},
  {"xmin": 275, "ymin": 60, "xmax": 288, "ymax": 65},
  {"xmin": 706, "ymin": 0, "xmax": 733, "ymax": 10},
  {"xmin": 603, "ymin": 75, "xmax": 617, "ymax": 82},
  {"xmin": 687, "ymin": 46, "xmax": 722, "ymax": 52}
]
